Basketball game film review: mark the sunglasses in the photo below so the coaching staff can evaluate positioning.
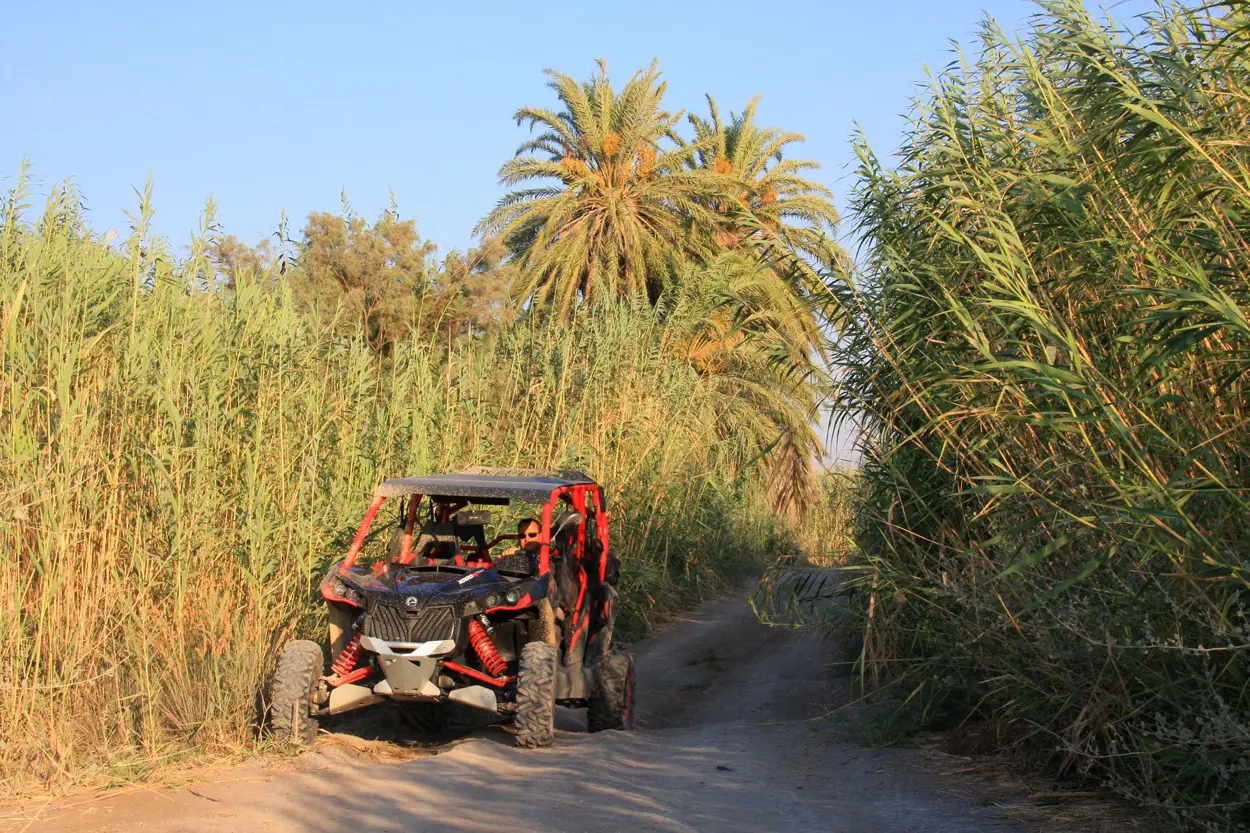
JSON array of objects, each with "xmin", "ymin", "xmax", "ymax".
[{"xmin": 522, "ymin": 530, "xmax": 540, "ymax": 539}]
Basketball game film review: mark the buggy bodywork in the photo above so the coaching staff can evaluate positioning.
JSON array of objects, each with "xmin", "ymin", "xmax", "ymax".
[{"xmin": 268, "ymin": 468, "xmax": 634, "ymax": 747}]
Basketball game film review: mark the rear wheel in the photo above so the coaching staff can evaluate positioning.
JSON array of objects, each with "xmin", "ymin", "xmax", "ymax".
[
  {"xmin": 269, "ymin": 640, "xmax": 324, "ymax": 745},
  {"xmin": 588, "ymin": 649, "xmax": 635, "ymax": 732},
  {"xmin": 514, "ymin": 641, "xmax": 557, "ymax": 748}
]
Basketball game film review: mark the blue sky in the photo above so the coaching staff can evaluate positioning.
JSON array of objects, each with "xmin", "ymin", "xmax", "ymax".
[{"xmin": 3, "ymin": 0, "xmax": 1146, "ymax": 257}]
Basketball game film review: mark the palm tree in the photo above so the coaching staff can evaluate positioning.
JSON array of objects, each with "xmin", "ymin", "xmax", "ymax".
[
  {"xmin": 687, "ymin": 96, "xmax": 842, "ymax": 289},
  {"xmin": 667, "ymin": 253, "xmax": 826, "ymax": 513},
  {"xmin": 476, "ymin": 60, "xmax": 727, "ymax": 320}
]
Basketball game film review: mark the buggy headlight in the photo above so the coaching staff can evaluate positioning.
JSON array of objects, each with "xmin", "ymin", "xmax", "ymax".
[
  {"xmin": 505, "ymin": 588, "xmax": 521, "ymax": 604},
  {"xmin": 484, "ymin": 593, "xmax": 502, "ymax": 609},
  {"xmin": 324, "ymin": 576, "xmax": 361, "ymax": 606}
]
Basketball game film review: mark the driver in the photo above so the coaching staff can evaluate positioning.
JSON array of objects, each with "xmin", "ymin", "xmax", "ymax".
[{"xmin": 502, "ymin": 517, "xmax": 541, "ymax": 556}]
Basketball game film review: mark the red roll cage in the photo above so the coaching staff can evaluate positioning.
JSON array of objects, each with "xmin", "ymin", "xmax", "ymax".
[{"xmin": 337, "ymin": 479, "xmax": 610, "ymax": 580}]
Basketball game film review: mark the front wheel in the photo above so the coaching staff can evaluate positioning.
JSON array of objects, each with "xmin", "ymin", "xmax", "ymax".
[
  {"xmin": 514, "ymin": 641, "xmax": 557, "ymax": 748},
  {"xmin": 269, "ymin": 640, "xmax": 324, "ymax": 745},
  {"xmin": 588, "ymin": 649, "xmax": 635, "ymax": 732}
]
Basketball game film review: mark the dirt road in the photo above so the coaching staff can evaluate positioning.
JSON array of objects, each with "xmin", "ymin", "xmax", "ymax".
[{"xmin": 7, "ymin": 594, "xmax": 1023, "ymax": 833}]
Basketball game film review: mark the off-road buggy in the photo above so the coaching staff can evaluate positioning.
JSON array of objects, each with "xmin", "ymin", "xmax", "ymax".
[{"xmin": 268, "ymin": 467, "xmax": 635, "ymax": 748}]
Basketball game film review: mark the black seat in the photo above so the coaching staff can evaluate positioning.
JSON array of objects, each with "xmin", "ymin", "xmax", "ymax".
[{"xmin": 415, "ymin": 522, "xmax": 460, "ymax": 563}]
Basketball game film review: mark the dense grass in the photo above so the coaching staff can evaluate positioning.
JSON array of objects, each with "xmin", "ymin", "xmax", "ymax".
[
  {"xmin": 792, "ymin": 469, "xmax": 859, "ymax": 566},
  {"xmin": 828, "ymin": 2, "xmax": 1250, "ymax": 827},
  {"xmin": 0, "ymin": 179, "xmax": 787, "ymax": 795}
]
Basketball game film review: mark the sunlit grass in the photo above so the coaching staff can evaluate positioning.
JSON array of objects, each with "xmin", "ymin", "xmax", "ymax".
[
  {"xmin": 826, "ymin": 2, "xmax": 1250, "ymax": 827},
  {"xmin": 0, "ymin": 174, "xmax": 788, "ymax": 796}
]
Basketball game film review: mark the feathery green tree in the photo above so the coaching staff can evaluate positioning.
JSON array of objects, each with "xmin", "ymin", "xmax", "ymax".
[
  {"xmin": 477, "ymin": 60, "xmax": 727, "ymax": 319},
  {"xmin": 687, "ymin": 95, "xmax": 842, "ymax": 293},
  {"xmin": 667, "ymin": 253, "xmax": 825, "ymax": 512}
]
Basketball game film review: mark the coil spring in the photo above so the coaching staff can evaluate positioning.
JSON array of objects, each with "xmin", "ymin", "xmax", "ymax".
[
  {"xmin": 331, "ymin": 632, "xmax": 363, "ymax": 676},
  {"xmin": 468, "ymin": 618, "xmax": 507, "ymax": 678}
]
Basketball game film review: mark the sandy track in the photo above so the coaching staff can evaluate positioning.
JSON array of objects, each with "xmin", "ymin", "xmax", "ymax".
[{"xmin": 5, "ymin": 593, "xmax": 1023, "ymax": 833}]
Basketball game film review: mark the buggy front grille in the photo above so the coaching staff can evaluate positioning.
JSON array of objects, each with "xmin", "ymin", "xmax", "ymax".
[{"xmin": 365, "ymin": 603, "xmax": 457, "ymax": 644}]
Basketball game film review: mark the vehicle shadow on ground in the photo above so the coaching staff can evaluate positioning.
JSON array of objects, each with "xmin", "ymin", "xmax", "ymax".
[
  {"xmin": 206, "ymin": 730, "xmax": 832, "ymax": 833},
  {"xmin": 319, "ymin": 704, "xmax": 478, "ymax": 752},
  {"xmin": 322, "ymin": 700, "xmax": 590, "ymax": 751}
]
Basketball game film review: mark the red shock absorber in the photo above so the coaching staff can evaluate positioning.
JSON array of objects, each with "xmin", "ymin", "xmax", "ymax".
[
  {"xmin": 331, "ymin": 631, "xmax": 363, "ymax": 676},
  {"xmin": 468, "ymin": 617, "xmax": 507, "ymax": 678}
]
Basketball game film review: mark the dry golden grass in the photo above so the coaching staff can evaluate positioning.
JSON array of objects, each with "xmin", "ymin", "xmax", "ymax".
[{"xmin": 0, "ymin": 178, "xmax": 790, "ymax": 797}]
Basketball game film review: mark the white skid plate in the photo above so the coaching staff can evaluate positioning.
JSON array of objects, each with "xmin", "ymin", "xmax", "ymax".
[{"xmin": 360, "ymin": 635, "xmax": 455, "ymax": 658}]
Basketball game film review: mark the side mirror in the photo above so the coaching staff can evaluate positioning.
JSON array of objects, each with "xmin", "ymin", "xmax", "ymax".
[{"xmin": 553, "ymin": 511, "xmax": 583, "ymax": 539}]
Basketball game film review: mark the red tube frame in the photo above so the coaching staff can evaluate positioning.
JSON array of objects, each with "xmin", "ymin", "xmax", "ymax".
[
  {"xmin": 341, "ymin": 494, "xmax": 386, "ymax": 572},
  {"xmin": 340, "ymin": 483, "xmax": 610, "ymax": 581},
  {"xmin": 332, "ymin": 666, "xmax": 371, "ymax": 687},
  {"xmin": 441, "ymin": 660, "xmax": 515, "ymax": 687},
  {"xmin": 538, "ymin": 491, "xmax": 559, "ymax": 575},
  {"xmin": 398, "ymin": 494, "xmax": 422, "ymax": 564}
]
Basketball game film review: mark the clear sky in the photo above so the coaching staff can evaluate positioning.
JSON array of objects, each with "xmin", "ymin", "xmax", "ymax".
[{"xmin": 3, "ymin": 0, "xmax": 1147, "ymax": 258}]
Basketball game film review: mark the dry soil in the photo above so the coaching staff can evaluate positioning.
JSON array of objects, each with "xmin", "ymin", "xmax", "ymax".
[{"xmin": 3, "ymin": 593, "xmax": 1027, "ymax": 833}]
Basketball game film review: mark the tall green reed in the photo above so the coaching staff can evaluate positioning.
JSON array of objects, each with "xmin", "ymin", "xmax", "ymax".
[{"xmin": 827, "ymin": 2, "xmax": 1250, "ymax": 827}]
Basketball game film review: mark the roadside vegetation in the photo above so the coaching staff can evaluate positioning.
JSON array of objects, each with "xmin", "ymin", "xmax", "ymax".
[
  {"xmin": 9, "ymin": 2, "xmax": 1247, "ymax": 825},
  {"xmin": 0, "ymin": 59, "xmax": 834, "ymax": 796},
  {"xmin": 827, "ymin": 2, "xmax": 1250, "ymax": 828},
  {"xmin": 791, "ymin": 469, "xmax": 859, "ymax": 566}
]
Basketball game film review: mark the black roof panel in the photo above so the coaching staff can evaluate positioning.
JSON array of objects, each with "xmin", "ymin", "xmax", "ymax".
[{"xmin": 375, "ymin": 468, "xmax": 597, "ymax": 504}]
